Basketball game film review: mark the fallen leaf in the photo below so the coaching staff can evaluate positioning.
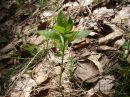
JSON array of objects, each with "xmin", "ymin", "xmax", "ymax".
[
  {"xmin": 87, "ymin": 75, "xmax": 114, "ymax": 97},
  {"xmin": 72, "ymin": 39, "xmax": 91, "ymax": 49},
  {"xmin": 75, "ymin": 59, "xmax": 99, "ymax": 83},
  {"xmin": 33, "ymin": 62, "xmax": 49, "ymax": 84},
  {"xmin": 88, "ymin": 54, "xmax": 103, "ymax": 73},
  {"xmin": 11, "ymin": 78, "xmax": 36, "ymax": 97},
  {"xmin": 98, "ymin": 31, "xmax": 123, "ymax": 45},
  {"xmin": 97, "ymin": 45, "xmax": 117, "ymax": 51},
  {"xmin": 112, "ymin": 7, "xmax": 130, "ymax": 24}
]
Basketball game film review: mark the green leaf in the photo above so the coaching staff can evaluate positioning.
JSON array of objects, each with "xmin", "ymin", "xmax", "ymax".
[
  {"xmin": 53, "ymin": 25, "xmax": 66, "ymax": 34},
  {"xmin": 49, "ymin": 32, "xmax": 61, "ymax": 41},
  {"xmin": 38, "ymin": 29, "xmax": 60, "ymax": 41},
  {"xmin": 57, "ymin": 43, "xmax": 65, "ymax": 53},
  {"xmin": 38, "ymin": 29, "xmax": 51, "ymax": 38},
  {"xmin": 65, "ymin": 17, "xmax": 73, "ymax": 33},
  {"xmin": 57, "ymin": 11, "xmax": 67, "ymax": 27},
  {"xmin": 59, "ymin": 34, "xmax": 65, "ymax": 45},
  {"xmin": 122, "ymin": 41, "xmax": 130, "ymax": 50},
  {"xmin": 74, "ymin": 30, "xmax": 90, "ymax": 39},
  {"xmin": 65, "ymin": 32, "xmax": 77, "ymax": 43}
]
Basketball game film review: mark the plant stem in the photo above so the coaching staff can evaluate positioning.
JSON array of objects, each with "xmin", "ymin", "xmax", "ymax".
[{"xmin": 59, "ymin": 49, "xmax": 65, "ymax": 97}]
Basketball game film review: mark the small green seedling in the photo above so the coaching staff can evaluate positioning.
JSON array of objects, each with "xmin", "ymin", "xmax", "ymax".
[{"xmin": 39, "ymin": 11, "xmax": 90, "ymax": 96}]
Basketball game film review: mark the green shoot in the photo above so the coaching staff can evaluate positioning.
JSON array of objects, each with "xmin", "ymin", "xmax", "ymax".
[{"xmin": 39, "ymin": 11, "xmax": 90, "ymax": 96}]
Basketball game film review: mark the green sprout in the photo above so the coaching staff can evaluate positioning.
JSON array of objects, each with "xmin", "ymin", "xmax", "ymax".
[{"xmin": 39, "ymin": 11, "xmax": 90, "ymax": 96}]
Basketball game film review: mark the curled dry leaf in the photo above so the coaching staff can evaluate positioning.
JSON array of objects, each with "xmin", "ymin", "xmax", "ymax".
[
  {"xmin": 98, "ymin": 24, "xmax": 124, "ymax": 44},
  {"xmin": 97, "ymin": 45, "xmax": 117, "ymax": 51},
  {"xmin": 75, "ymin": 60, "xmax": 99, "ymax": 83},
  {"xmin": 72, "ymin": 38, "xmax": 91, "ymax": 49},
  {"xmin": 88, "ymin": 53, "xmax": 103, "ymax": 73},
  {"xmin": 75, "ymin": 51, "xmax": 109, "ymax": 83},
  {"xmin": 87, "ymin": 75, "xmax": 114, "ymax": 97}
]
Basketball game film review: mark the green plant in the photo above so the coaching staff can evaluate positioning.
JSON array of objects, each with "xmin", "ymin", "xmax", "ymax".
[
  {"xmin": 118, "ymin": 41, "xmax": 130, "ymax": 61},
  {"xmin": 39, "ymin": 11, "xmax": 90, "ymax": 96},
  {"xmin": 113, "ymin": 41, "xmax": 130, "ymax": 97},
  {"xmin": 68, "ymin": 57, "xmax": 76, "ymax": 81}
]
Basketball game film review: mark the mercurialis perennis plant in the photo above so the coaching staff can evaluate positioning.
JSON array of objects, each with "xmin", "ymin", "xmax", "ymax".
[{"xmin": 39, "ymin": 11, "xmax": 90, "ymax": 96}]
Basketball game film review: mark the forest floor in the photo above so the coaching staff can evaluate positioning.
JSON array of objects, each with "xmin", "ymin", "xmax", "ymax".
[{"xmin": 0, "ymin": 0, "xmax": 130, "ymax": 97}]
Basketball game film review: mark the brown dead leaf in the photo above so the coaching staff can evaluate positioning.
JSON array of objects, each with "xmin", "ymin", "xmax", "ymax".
[
  {"xmin": 72, "ymin": 39, "xmax": 91, "ymax": 49},
  {"xmin": 75, "ymin": 51, "xmax": 110, "ymax": 83},
  {"xmin": 98, "ymin": 23, "xmax": 125, "ymax": 46},
  {"xmin": 112, "ymin": 7, "xmax": 130, "ymax": 24},
  {"xmin": 88, "ymin": 54, "xmax": 103, "ymax": 73},
  {"xmin": 97, "ymin": 45, "xmax": 117, "ymax": 51},
  {"xmin": 87, "ymin": 75, "xmax": 114, "ymax": 97},
  {"xmin": 10, "ymin": 78, "xmax": 36, "ymax": 97},
  {"xmin": 33, "ymin": 62, "xmax": 49, "ymax": 84},
  {"xmin": 94, "ymin": 76, "xmax": 114, "ymax": 95},
  {"xmin": 75, "ymin": 60, "xmax": 99, "ymax": 83},
  {"xmin": 99, "ymin": 55, "xmax": 109, "ymax": 67},
  {"xmin": 98, "ymin": 31, "xmax": 123, "ymax": 45}
]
